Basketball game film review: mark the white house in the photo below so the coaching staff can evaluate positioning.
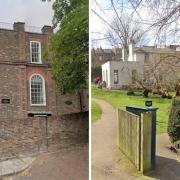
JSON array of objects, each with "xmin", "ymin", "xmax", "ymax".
[
  {"xmin": 102, "ymin": 43, "xmax": 144, "ymax": 89},
  {"xmin": 101, "ymin": 42, "xmax": 178, "ymax": 89},
  {"xmin": 102, "ymin": 60, "xmax": 144, "ymax": 89}
]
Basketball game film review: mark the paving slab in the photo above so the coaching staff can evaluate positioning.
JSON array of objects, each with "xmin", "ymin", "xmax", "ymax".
[
  {"xmin": 0, "ymin": 157, "xmax": 35, "ymax": 177},
  {"xmin": 7, "ymin": 144, "xmax": 88, "ymax": 180}
]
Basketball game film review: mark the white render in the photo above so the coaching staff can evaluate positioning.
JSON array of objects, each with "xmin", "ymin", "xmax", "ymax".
[
  {"xmin": 102, "ymin": 61, "xmax": 144, "ymax": 89},
  {"xmin": 128, "ymin": 43, "xmax": 135, "ymax": 61},
  {"xmin": 101, "ymin": 42, "xmax": 178, "ymax": 89}
]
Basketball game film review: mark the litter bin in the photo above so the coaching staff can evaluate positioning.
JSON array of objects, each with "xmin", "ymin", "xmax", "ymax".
[{"xmin": 126, "ymin": 105, "xmax": 158, "ymax": 169}]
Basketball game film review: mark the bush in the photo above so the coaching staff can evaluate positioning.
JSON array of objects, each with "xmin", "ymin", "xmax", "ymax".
[
  {"xmin": 167, "ymin": 97, "xmax": 180, "ymax": 143},
  {"xmin": 127, "ymin": 91, "xmax": 135, "ymax": 96},
  {"xmin": 91, "ymin": 67, "xmax": 102, "ymax": 80},
  {"xmin": 143, "ymin": 88, "xmax": 149, "ymax": 98}
]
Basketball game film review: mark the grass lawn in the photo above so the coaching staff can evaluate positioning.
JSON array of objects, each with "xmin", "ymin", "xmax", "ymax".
[
  {"xmin": 92, "ymin": 86, "xmax": 173, "ymax": 133},
  {"xmin": 92, "ymin": 100, "xmax": 102, "ymax": 123}
]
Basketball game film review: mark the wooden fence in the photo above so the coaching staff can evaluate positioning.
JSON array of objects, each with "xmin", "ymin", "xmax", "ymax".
[{"xmin": 117, "ymin": 109, "xmax": 152, "ymax": 173}]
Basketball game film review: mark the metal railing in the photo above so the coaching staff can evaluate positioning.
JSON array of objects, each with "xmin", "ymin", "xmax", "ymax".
[
  {"xmin": 0, "ymin": 22, "xmax": 43, "ymax": 34},
  {"xmin": 0, "ymin": 22, "xmax": 13, "ymax": 30},
  {"xmin": 25, "ymin": 25, "xmax": 42, "ymax": 34}
]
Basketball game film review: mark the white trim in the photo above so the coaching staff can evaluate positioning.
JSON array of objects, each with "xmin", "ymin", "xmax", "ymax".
[
  {"xmin": 29, "ymin": 73, "xmax": 46, "ymax": 106},
  {"xmin": 30, "ymin": 41, "xmax": 42, "ymax": 64}
]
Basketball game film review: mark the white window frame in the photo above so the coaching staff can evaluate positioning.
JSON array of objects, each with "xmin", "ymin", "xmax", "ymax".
[
  {"xmin": 30, "ymin": 74, "xmax": 46, "ymax": 106},
  {"xmin": 30, "ymin": 41, "xmax": 42, "ymax": 64}
]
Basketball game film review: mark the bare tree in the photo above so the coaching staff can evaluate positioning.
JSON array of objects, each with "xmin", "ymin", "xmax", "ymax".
[
  {"xmin": 127, "ymin": 0, "xmax": 180, "ymax": 45},
  {"xmin": 92, "ymin": 0, "xmax": 180, "ymax": 93},
  {"xmin": 92, "ymin": 0, "xmax": 146, "ymax": 56},
  {"xmin": 107, "ymin": 14, "xmax": 146, "ymax": 48},
  {"xmin": 134, "ymin": 52, "xmax": 180, "ymax": 93}
]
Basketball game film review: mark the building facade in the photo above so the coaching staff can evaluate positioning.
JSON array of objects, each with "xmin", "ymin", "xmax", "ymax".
[
  {"xmin": 91, "ymin": 47, "xmax": 122, "ymax": 68},
  {"xmin": 0, "ymin": 22, "xmax": 88, "ymax": 160},
  {"xmin": 102, "ymin": 43, "xmax": 180, "ymax": 89},
  {"xmin": 102, "ymin": 61, "xmax": 144, "ymax": 89}
]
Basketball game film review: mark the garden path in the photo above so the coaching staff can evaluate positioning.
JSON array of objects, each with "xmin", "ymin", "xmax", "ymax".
[{"xmin": 92, "ymin": 98, "xmax": 180, "ymax": 180}]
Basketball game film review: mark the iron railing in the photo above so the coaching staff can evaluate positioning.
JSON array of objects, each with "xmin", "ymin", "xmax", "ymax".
[
  {"xmin": 25, "ymin": 25, "xmax": 42, "ymax": 34},
  {"xmin": 0, "ymin": 22, "xmax": 43, "ymax": 34},
  {"xmin": 0, "ymin": 22, "xmax": 13, "ymax": 30}
]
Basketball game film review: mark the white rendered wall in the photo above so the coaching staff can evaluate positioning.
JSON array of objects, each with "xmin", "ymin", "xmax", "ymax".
[
  {"xmin": 102, "ymin": 61, "xmax": 111, "ymax": 88},
  {"xmin": 102, "ymin": 61, "xmax": 144, "ymax": 89},
  {"xmin": 134, "ymin": 53, "xmax": 145, "ymax": 62},
  {"xmin": 128, "ymin": 43, "xmax": 135, "ymax": 61},
  {"xmin": 122, "ymin": 48, "xmax": 128, "ymax": 61}
]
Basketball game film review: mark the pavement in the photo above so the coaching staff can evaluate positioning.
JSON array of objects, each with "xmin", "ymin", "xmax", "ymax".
[
  {"xmin": 1, "ymin": 144, "xmax": 88, "ymax": 180},
  {"xmin": 92, "ymin": 98, "xmax": 180, "ymax": 180},
  {"xmin": 0, "ymin": 157, "xmax": 35, "ymax": 177}
]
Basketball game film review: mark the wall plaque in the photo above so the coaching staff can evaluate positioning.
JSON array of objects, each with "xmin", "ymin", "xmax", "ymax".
[
  {"xmin": 64, "ymin": 101, "xmax": 72, "ymax": 105},
  {"xmin": 1, "ymin": 99, "xmax": 10, "ymax": 104}
]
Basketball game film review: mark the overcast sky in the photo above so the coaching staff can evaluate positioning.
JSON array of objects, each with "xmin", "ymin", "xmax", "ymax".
[
  {"xmin": 91, "ymin": 0, "xmax": 149, "ymax": 48},
  {"xmin": 91, "ymin": 0, "xmax": 180, "ymax": 48},
  {"xmin": 0, "ymin": 0, "xmax": 54, "ymax": 27}
]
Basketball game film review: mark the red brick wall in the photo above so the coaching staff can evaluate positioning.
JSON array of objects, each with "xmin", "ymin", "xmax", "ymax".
[
  {"xmin": 0, "ymin": 23, "xmax": 88, "ymax": 118},
  {"xmin": 0, "ymin": 23, "xmax": 88, "ymax": 160},
  {"xmin": 0, "ymin": 112, "xmax": 88, "ymax": 161}
]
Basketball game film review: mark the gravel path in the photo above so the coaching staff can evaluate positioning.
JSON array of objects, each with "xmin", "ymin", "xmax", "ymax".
[{"xmin": 92, "ymin": 98, "xmax": 180, "ymax": 180}]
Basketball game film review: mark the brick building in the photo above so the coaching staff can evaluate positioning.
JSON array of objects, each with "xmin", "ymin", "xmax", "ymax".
[
  {"xmin": 91, "ymin": 47, "xmax": 122, "ymax": 68},
  {"xmin": 0, "ymin": 22, "xmax": 88, "ymax": 160}
]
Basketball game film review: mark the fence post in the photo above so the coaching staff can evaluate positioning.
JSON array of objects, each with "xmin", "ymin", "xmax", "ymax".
[{"xmin": 140, "ymin": 112, "xmax": 152, "ymax": 173}]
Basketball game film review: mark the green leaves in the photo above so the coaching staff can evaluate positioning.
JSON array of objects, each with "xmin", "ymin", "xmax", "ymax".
[
  {"xmin": 168, "ymin": 97, "xmax": 180, "ymax": 143},
  {"xmin": 49, "ymin": 0, "xmax": 88, "ymax": 94}
]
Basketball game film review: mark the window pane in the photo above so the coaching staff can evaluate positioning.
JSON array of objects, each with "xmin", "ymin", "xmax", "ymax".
[
  {"xmin": 31, "ymin": 42, "xmax": 41, "ymax": 63},
  {"xmin": 30, "ymin": 75, "xmax": 45, "ymax": 105}
]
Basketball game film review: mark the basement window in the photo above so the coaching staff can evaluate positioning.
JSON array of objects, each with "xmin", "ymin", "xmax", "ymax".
[{"xmin": 30, "ymin": 41, "xmax": 41, "ymax": 63}]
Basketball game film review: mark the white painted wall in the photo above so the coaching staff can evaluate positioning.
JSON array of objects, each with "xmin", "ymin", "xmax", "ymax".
[
  {"xmin": 134, "ymin": 53, "xmax": 145, "ymax": 62},
  {"xmin": 128, "ymin": 43, "xmax": 135, "ymax": 61},
  {"xmin": 122, "ymin": 48, "xmax": 128, "ymax": 61},
  {"xmin": 102, "ymin": 61, "xmax": 110, "ymax": 87},
  {"xmin": 102, "ymin": 61, "xmax": 144, "ymax": 89}
]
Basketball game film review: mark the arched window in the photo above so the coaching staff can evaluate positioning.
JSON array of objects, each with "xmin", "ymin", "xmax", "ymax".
[{"xmin": 30, "ymin": 74, "xmax": 46, "ymax": 105}]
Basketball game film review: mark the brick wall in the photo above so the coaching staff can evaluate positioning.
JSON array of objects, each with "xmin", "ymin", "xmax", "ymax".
[
  {"xmin": 0, "ymin": 22, "xmax": 89, "ymax": 161},
  {"xmin": 0, "ymin": 22, "xmax": 88, "ymax": 118},
  {"xmin": 0, "ymin": 112, "xmax": 88, "ymax": 161}
]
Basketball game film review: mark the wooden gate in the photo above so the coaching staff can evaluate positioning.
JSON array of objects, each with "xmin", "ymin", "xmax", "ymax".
[{"xmin": 117, "ymin": 109, "xmax": 152, "ymax": 173}]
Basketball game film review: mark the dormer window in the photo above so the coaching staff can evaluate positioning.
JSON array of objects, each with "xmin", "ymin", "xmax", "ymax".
[{"xmin": 30, "ymin": 41, "xmax": 41, "ymax": 63}]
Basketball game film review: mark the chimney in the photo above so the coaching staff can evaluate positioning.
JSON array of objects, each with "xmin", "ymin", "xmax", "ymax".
[
  {"xmin": 122, "ymin": 47, "xmax": 128, "ymax": 61},
  {"xmin": 14, "ymin": 22, "xmax": 25, "ymax": 31},
  {"xmin": 128, "ymin": 42, "xmax": 135, "ymax": 61},
  {"xmin": 41, "ymin": 25, "xmax": 53, "ymax": 35}
]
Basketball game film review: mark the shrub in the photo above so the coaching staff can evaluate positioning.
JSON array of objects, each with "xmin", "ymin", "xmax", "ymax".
[
  {"xmin": 91, "ymin": 67, "xmax": 102, "ymax": 80},
  {"xmin": 167, "ymin": 97, "xmax": 180, "ymax": 143}
]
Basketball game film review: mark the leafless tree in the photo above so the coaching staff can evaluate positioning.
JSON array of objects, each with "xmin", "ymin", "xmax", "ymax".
[
  {"xmin": 92, "ymin": 0, "xmax": 180, "ymax": 92},
  {"xmin": 106, "ymin": 14, "xmax": 146, "ymax": 48},
  {"xmin": 92, "ymin": 0, "xmax": 146, "ymax": 54},
  {"xmin": 127, "ymin": 0, "xmax": 180, "ymax": 45},
  {"xmin": 134, "ymin": 53, "xmax": 180, "ymax": 92}
]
